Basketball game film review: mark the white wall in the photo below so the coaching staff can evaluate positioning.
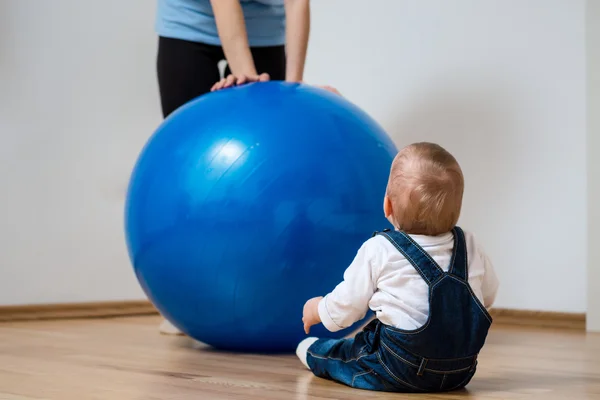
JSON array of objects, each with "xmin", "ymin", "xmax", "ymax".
[
  {"xmin": 306, "ymin": 0, "xmax": 587, "ymax": 312},
  {"xmin": 0, "ymin": 1, "xmax": 589, "ymax": 313},
  {"xmin": 587, "ymin": 0, "xmax": 600, "ymax": 331},
  {"xmin": 0, "ymin": 1, "xmax": 157, "ymax": 304}
]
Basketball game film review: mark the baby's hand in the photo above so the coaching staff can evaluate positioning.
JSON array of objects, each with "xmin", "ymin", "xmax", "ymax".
[{"xmin": 302, "ymin": 296, "xmax": 323, "ymax": 334}]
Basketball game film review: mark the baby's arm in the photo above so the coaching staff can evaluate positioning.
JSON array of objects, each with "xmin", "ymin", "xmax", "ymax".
[
  {"xmin": 304, "ymin": 240, "xmax": 379, "ymax": 333},
  {"xmin": 479, "ymin": 245, "xmax": 499, "ymax": 309}
]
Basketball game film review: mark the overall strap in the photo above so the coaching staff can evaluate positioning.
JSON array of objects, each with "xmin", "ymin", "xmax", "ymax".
[
  {"xmin": 448, "ymin": 226, "xmax": 468, "ymax": 281},
  {"xmin": 374, "ymin": 230, "xmax": 444, "ymax": 285}
]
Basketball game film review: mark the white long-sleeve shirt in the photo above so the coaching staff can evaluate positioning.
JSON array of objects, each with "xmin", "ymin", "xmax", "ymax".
[{"xmin": 318, "ymin": 230, "xmax": 499, "ymax": 332}]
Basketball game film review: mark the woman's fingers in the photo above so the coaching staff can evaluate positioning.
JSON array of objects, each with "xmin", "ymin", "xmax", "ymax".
[
  {"xmin": 211, "ymin": 73, "xmax": 270, "ymax": 92},
  {"xmin": 210, "ymin": 78, "xmax": 226, "ymax": 92},
  {"xmin": 320, "ymin": 85, "xmax": 341, "ymax": 96},
  {"xmin": 223, "ymin": 74, "xmax": 236, "ymax": 88}
]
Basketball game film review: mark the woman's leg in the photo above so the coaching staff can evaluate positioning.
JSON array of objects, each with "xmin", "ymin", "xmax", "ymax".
[
  {"xmin": 251, "ymin": 45, "xmax": 286, "ymax": 80},
  {"xmin": 155, "ymin": 37, "xmax": 222, "ymax": 334},
  {"xmin": 224, "ymin": 45, "xmax": 286, "ymax": 81},
  {"xmin": 157, "ymin": 37, "xmax": 222, "ymax": 118},
  {"xmin": 159, "ymin": 319, "xmax": 183, "ymax": 335}
]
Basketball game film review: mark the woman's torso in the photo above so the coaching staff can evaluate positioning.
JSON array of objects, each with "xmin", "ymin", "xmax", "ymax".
[{"xmin": 156, "ymin": 0, "xmax": 286, "ymax": 47}]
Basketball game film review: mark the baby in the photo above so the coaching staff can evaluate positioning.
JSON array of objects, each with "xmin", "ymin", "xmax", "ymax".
[{"xmin": 297, "ymin": 142, "xmax": 499, "ymax": 392}]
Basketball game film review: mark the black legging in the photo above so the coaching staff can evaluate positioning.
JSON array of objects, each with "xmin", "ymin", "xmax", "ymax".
[{"xmin": 157, "ymin": 36, "xmax": 286, "ymax": 117}]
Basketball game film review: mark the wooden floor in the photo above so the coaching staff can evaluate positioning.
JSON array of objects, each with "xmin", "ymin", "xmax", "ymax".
[{"xmin": 0, "ymin": 316, "xmax": 599, "ymax": 400}]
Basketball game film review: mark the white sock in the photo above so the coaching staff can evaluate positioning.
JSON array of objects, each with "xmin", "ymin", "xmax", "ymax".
[
  {"xmin": 159, "ymin": 319, "xmax": 183, "ymax": 335},
  {"xmin": 296, "ymin": 337, "xmax": 319, "ymax": 370}
]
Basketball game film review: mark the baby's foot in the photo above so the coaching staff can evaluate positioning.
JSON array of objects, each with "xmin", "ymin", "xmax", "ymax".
[
  {"xmin": 159, "ymin": 319, "xmax": 183, "ymax": 335},
  {"xmin": 296, "ymin": 337, "xmax": 319, "ymax": 370}
]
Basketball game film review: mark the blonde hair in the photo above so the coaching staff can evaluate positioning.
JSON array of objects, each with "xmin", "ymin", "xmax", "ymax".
[{"xmin": 386, "ymin": 142, "xmax": 464, "ymax": 236}]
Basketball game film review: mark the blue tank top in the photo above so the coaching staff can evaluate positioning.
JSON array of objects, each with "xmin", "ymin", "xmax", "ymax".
[{"xmin": 156, "ymin": 0, "xmax": 286, "ymax": 47}]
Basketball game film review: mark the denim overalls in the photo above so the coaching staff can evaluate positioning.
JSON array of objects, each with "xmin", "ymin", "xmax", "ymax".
[{"xmin": 306, "ymin": 227, "xmax": 492, "ymax": 392}]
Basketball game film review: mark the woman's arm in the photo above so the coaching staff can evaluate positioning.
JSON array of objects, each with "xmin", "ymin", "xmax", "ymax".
[
  {"xmin": 284, "ymin": 0, "xmax": 310, "ymax": 82},
  {"xmin": 210, "ymin": 0, "xmax": 257, "ymax": 76}
]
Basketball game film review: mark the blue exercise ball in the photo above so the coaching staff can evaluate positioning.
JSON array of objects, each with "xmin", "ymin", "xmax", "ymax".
[{"xmin": 125, "ymin": 82, "xmax": 397, "ymax": 353}]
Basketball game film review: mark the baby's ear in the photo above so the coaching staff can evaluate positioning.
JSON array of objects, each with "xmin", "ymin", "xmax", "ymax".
[
  {"xmin": 384, "ymin": 196, "xmax": 398, "ymax": 228},
  {"xmin": 383, "ymin": 195, "xmax": 393, "ymax": 218}
]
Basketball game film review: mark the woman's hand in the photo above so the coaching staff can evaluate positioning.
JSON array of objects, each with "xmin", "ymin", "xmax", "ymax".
[
  {"xmin": 302, "ymin": 296, "xmax": 323, "ymax": 334},
  {"xmin": 318, "ymin": 85, "xmax": 342, "ymax": 96},
  {"xmin": 211, "ymin": 73, "xmax": 270, "ymax": 92}
]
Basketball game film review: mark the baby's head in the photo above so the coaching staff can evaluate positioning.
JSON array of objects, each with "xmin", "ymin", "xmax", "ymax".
[{"xmin": 384, "ymin": 142, "xmax": 464, "ymax": 236}]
